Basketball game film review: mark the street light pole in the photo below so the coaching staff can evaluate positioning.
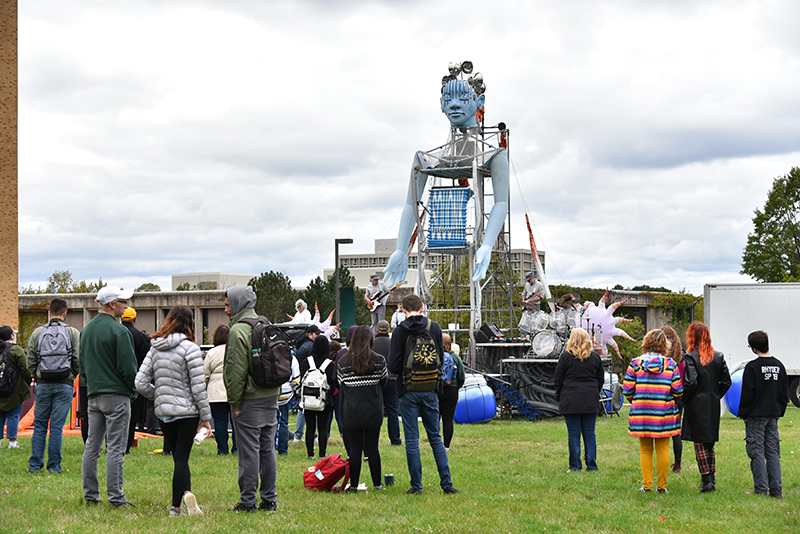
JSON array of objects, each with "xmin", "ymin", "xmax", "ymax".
[{"xmin": 334, "ymin": 238, "xmax": 353, "ymax": 326}]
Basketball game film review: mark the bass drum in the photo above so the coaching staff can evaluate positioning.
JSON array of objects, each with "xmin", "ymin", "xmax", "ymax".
[{"xmin": 531, "ymin": 331, "xmax": 564, "ymax": 359}]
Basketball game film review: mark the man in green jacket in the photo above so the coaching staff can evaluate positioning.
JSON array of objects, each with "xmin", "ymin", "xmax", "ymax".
[
  {"xmin": 26, "ymin": 298, "xmax": 80, "ymax": 473},
  {"xmin": 79, "ymin": 285, "xmax": 137, "ymax": 508},
  {"xmin": 223, "ymin": 285, "xmax": 280, "ymax": 513}
]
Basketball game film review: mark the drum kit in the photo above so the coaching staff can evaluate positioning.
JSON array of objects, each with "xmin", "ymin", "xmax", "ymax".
[{"xmin": 519, "ymin": 307, "xmax": 584, "ymax": 359}]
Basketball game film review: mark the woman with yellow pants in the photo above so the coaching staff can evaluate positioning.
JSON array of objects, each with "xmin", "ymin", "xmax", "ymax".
[{"xmin": 623, "ymin": 329, "xmax": 683, "ymax": 493}]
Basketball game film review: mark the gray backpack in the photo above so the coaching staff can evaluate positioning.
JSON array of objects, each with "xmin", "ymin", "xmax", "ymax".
[{"xmin": 37, "ymin": 322, "xmax": 73, "ymax": 381}]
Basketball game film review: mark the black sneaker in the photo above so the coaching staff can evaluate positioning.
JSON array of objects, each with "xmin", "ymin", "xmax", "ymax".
[
  {"xmin": 109, "ymin": 501, "xmax": 135, "ymax": 509},
  {"xmin": 231, "ymin": 502, "xmax": 256, "ymax": 513},
  {"xmin": 443, "ymin": 487, "xmax": 459, "ymax": 495},
  {"xmin": 85, "ymin": 499, "xmax": 101, "ymax": 506},
  {"xmin": 656, "ymin": 488, "xmax": 668, "ymax": 494},
  {"xmin": 258, "ymin": 501, "xmax": 277, "ymax": 512},
  {"xmin": 406, "ymin": 488, "xmax": 422, "ymax": 495}
]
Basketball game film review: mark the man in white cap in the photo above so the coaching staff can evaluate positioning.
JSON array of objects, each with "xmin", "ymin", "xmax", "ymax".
[
  {"xmin": 364, "ymin": 273, "xmax": 391, "ymax": 334},
  {"xmin": 80, "ymin": 285, "xmax": 138, "ymax": 508}
]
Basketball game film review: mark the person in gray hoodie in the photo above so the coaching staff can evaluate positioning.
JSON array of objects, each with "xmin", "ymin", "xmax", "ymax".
[
  {"xmin": 223, "ymin": 285, "xmax": 280, "ymax": 513},
  {"xmin": 135, "ymin": 305, "xmax": 211, "ymax": 517}
]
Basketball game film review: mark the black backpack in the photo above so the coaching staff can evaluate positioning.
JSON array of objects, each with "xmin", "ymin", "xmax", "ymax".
[
  {"xmin": 240, "ymin": 316, "xmax": 293, "ymax": 390},
  {"xmin": 0, "ymin": 343, "xmax": 20, "ymax": 395},
  {"xmin": 402, "ymin": 319, "xmax": 442, "ymax": 392}
]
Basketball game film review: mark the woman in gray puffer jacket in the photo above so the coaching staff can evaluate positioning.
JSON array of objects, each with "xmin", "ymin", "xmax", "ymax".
[{"xmin": 136, "ymin": 305, "xmax": 211, "ymax": 517}]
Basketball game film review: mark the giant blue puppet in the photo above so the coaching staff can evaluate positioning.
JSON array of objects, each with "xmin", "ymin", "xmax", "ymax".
[{"xmin": 382, "ymin": 62, "xmax": 510, "ymax": 287}]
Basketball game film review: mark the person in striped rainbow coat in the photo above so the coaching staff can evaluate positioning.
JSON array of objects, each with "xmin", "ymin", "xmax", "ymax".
[{"xmin": 623, "ymin": 329, "xmax": 683, "ymax": 493}]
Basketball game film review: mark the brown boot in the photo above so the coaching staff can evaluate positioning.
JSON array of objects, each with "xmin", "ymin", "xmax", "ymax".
[{"xmin": 672, "ymin": 461, "xmax": 681, "ymax": 473}]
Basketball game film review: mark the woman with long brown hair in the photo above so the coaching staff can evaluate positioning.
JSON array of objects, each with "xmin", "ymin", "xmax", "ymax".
[
  {"xmin": 553, "ymin": 328, "xmax": 604, "ymax": 472},
  {"xmin": 337, "ymin": 325, "xmax": 388, "ymax": 491},
  {"xmin": 660, "ymin": 325, "xmax": 685, "ymax": 473},
  {"xmin": 682, "ymin": 322, "xmax": 731, "ymax": 492},
  {"xmin": 136, "ymin": 305, "xmax": 211, "ymax": 516}
]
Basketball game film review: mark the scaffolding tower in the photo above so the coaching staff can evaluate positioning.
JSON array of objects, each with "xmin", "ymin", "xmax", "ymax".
[{"xmin": 413, "ymin": 123, "xmax": 520, "ymax": 366}]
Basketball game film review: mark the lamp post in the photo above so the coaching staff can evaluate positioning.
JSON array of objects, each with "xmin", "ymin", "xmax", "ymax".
[{"xmin": 335, "ymin": 238, "xmax": 353, "ymax": 325}]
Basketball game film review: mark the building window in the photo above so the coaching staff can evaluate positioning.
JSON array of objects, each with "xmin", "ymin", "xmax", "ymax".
[
  {"xmin": 380, "ymin": 257, "xmax": 387, "ymax": 265},
  {"xmin": 342, "ymin": 259, "xmax": 348, "ymax": 266},
  {"xmin": 372, "ymin": 258, "xmax": 377, "ymax": 265},
  {"xmin": 362, "ymin": 258, "xmax": 368, "ymax": 266}
]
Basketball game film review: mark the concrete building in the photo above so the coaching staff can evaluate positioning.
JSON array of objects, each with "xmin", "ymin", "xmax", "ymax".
[
  {"xmin": 171, "ymin": 272, "xmax": 256, "ymax": 291},
  {"xmin": 19, "ymin": 291, "xmax": 229, "ymax": 346}
]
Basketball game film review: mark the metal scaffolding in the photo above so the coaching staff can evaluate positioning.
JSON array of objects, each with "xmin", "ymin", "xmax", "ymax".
[{"xmin": 414, "ymin": 124, "xmax": 520, "ymax": 366}]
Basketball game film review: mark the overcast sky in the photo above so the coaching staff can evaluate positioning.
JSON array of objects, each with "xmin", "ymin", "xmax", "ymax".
[{"xmin": 18, "ymin": 0, "xmax": 800, "ymax": 296}]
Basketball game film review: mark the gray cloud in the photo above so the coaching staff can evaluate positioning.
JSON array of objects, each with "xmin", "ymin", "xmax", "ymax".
[{"xmin": 17, "ymin": 0, "xmax": 800, "ymax": 296}]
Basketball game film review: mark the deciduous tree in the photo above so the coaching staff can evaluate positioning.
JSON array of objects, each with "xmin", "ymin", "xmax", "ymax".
[
  {"xmin": 741, "ymin": 167, "xmax": 800, "ymax": 282},
  {"xmin": 135, "ymin": 283, "xmax": 161, "ymax": 292}
]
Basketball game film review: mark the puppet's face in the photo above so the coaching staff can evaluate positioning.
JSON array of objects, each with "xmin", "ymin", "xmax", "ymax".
[{"xmin": 441, "ymin": 79, "xmax": 484, "ymax": 128}]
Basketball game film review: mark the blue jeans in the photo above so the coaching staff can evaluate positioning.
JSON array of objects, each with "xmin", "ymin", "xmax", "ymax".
[
  {"xmin": 210, "ymin": 402, "xmax": 237, "ymax": 454},
  {"xmin": 383, "ymin": 380, "xmax": 402, "ymax": 445},
  {"xmin": 563, "ymin": 413, "xmax": 598, "ymax": 471},
  {"xmin": 398, "ymin": 391, "xmax": 452, "ymax": 491},
  {"xmin": 277, "ymin": 403, "xmax": 289, "ymax": 454},
  {"xmin": 0, "ymin": 404, "xmax": 22, "ymax": 439},
  {"xmin": 29, "ymin": 382, "xmax": 74, "ymax": 473},
  {"xmin": 294, "ymin": 410, "xmax": 305, "ymax": 440},
  {"xmin": 745, "ymin": 417, "xmax": 782, "ymax": 496}
]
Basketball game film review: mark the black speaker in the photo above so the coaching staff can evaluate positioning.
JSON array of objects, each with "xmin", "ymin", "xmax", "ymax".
[{"xmin": 476, "ymin": 323, "xmax": 503, "ymax": 343}]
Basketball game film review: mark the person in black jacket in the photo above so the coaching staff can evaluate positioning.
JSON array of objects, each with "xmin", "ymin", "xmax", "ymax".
[
  {"xmin": 553, "ymin": 328, "xmax": 604, "ymax": 472},
  {"xmin": 388, "ymin": 294, "xmax": 458, "ymax": 495},
  {"xmin": 739, "ymin": 330, "xmax": 788, "ymax": 498},
  {"xmin": 373, "ymin": 320, "xmax": 401, "ymax": 446},
  {"xmin": 122, "ymin": 307, "xmax": 152, "ymax": 454},
  {"xmin": 438, "ymin": 333, "xmax": 466, "ymax": 450},
  {"xmin": 682, "ymin": 322, "xmax": 731, "ymax": 492},
  {"xmin": 337, "ymin": 326, "xmax": 388, "ymax": 491},
  {"xmin": 299, "ymin": 335, "xmax": 333, "ymax": 459}
]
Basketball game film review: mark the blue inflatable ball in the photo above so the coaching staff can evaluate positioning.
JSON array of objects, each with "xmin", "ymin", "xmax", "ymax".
[
  {"xmin": 454, "ymin": 378, "xmax": 496, "ymax": 424},
  {"xmin": 724, "ymin": 368, "xmax": 744, "ymax": 418}
]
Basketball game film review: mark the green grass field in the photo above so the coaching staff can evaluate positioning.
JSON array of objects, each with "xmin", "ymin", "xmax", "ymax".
[{"xmin": 1, "ymin": 407, "xmax": 798, "ymax": 533}]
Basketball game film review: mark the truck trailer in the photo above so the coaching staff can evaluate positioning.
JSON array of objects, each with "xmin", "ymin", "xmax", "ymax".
[{"xmin": 704, "ymin": 283, "xmax": 800, "ymax": 407}]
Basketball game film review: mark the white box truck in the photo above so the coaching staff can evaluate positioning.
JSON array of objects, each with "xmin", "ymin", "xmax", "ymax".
[{"xmin": 704, "ymin": 283, "xmax": 800, "ymax": 407}]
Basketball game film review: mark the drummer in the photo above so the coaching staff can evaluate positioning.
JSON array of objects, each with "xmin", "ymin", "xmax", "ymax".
[
  {"xmin": 522, "ymin": 271, "xmax": 545, "ymax": 312},
  {"xmin": 556, "ymin": 293, "xmax": 581, "ymax": 332},
  {"xmin": 557, "ymin": 293, "xmax": 578, "ymax": 311}
]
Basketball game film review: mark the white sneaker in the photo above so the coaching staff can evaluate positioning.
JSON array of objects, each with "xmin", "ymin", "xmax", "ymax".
[
  {"xmin": 8, "ymin": 441, "xmax": 20, "ymax": 449},
  {"xmin": 183, "ymin": 491, "xmax": 203, "ymax": 516}
]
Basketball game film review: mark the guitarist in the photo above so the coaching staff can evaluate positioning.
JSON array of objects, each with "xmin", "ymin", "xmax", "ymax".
[
  {"xmin": 364, "ymin": 274, "xmax": 392, "ymax": 334},
  {"xmin": 522, "ymin": 271, "xmax": 545, "ymax": 313}
]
